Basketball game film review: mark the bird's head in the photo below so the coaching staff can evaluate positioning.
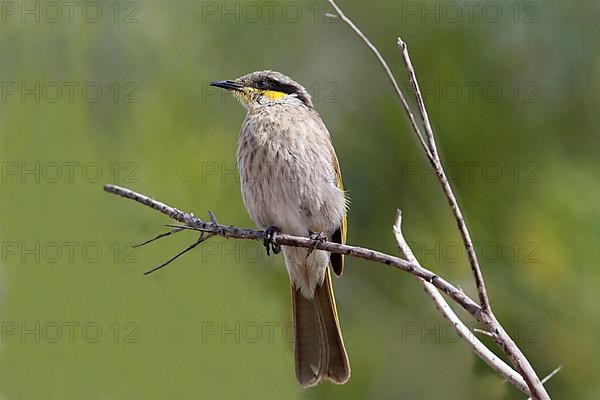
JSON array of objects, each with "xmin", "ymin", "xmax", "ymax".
[{"xmin": 210, "ymin": 70, "xmax": 313, "ymax": 110}]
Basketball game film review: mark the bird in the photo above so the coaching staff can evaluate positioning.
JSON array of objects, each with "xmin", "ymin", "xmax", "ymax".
[{"xmin": 210, "ymin": 70, "xmax": 350, "ymax": 387}]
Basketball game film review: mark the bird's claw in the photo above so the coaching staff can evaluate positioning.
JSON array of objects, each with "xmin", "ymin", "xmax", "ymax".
[
  {"xmin": 309, "ymin": 231, "xmax": 327, "ymax": 244},
  {"xmin": 306, "ymin": 231, "xmax": 327, "ymax": 259},
  {"xmin": 264, "ymin": 226, "xmax": 281, "ymax": 256}
]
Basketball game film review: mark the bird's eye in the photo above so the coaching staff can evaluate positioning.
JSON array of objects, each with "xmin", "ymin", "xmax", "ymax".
[{"xmin": 257, "ymin": 80, "xmax": 268, "ymax": 89}]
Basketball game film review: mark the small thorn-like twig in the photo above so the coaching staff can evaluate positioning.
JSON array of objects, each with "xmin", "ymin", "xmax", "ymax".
[
  {"xmin": 540, "ymin": 365, "xmax": 563, "ymax": 384},
  {"xmin": 526, "ymin": 366, "xmax": 563, "ymax": 400},
  {"xmin": 143, "ymin": 234, "xmax": 211, "ymax": 275},
  {"xmin": 132, "ymin": 227, "xmax": 185, "ymax": 248},
  {"xmin": 208, "ymin": 210, "xmax": 218, "ymax": 225},
  {"xmin": 474, "ymin": 328, "xmax": 496, "ymax": 339}
]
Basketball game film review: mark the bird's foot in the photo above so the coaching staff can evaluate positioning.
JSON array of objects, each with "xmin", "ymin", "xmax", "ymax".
[
  {"xmin": 306, "ymin": 231, "xmax": 327, "ymax": 259},
  {"xmin": 309, "ymin": 231, "xmax": 327, "ymax": 243},
  {"xmin": 264, "ymin": 226, "xmax": 281, "ymax": 256}
]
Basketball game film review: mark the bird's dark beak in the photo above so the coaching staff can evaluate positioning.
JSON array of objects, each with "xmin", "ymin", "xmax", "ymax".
[{"xmin": 210, "ymin": 80, "xmax": 243, "ymax": 91}]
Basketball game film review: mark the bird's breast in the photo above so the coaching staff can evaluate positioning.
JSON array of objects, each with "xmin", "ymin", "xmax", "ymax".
[{"xmin": 236, "ymin": 106, "xmax": 345, "ymax": 236}]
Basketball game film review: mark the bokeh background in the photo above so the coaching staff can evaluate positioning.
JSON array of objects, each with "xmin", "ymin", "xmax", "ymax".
[{"xmin": 1, "ymin": 0, "xmax": 598, "ymax": 398}]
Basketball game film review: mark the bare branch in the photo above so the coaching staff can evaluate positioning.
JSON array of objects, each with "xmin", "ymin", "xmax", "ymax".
[
  {"xmin": 104, "ymin": 184, "xmax": 480, "ymax": 315},
  {"xmin": 483, "ymin": 319, "xmax": 551, "ymax": 400},
  {"xmin": 324, "ymin": 1, "xmax": 550, "ymax": 398},
  {"xmin": 104, "ymin": 183, "xmax": 548, "ymax": 398},
  {"xmin": 526, "ymin": 366, "xmax": 563, "ymax": 400},
  {"xmin": 106, "ymin": 4, "xmax": 553, "ymax": 398},
  {"xmin": 393, "ymin": 211, "xmax": 530, "ymax": 396}
]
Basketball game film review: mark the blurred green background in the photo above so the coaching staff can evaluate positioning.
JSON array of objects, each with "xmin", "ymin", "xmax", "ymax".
[{"xmin": 0, "ymin": 0, "xmax": 598, "ymax": 398}]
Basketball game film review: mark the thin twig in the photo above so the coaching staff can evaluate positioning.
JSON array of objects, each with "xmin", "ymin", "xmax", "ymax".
[
  {"xmin": 208, "ymin": 210, "xmax": 219, "ymax": 225},
  {"xmin": 397, "ymin": 38, "xmax": 491, "ymax": 312},
  {"xmin": 325, "ymin": 0, "xmax": 432, "ymax": 160},
  {"xmin": 327, "ymin": 0, "xmax": 490, "ymax": 313},
  {"xmin": 396, "ymin": 38, "xmax": 439, "ymax": 155},
  {"xmin": 143, "ymin": 233, "xmax": 211, "ymax": 275},
  {"xmin": 540, "ymin": 365, "xmax": 563, "ymax": 384},
  {"xmin": 132, "ymin": 227, "xmax": 185, "ymax": 248},
  {"xmin": 526, "ymin": 366, "xmax": 563, "ymax": 400}
]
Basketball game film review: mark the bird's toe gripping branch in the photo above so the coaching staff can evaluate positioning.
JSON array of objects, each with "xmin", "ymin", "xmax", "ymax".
[
  {"xmin": 264, "ymin": 226, "xmax": 282, "ymax": 256},
  {"xmin": 305, "ymin": 230, "xmax": 328, "ymax": 259},
  {"xmin": 309, "ymin": 231, "xmax": 327, "ymax": 243}
]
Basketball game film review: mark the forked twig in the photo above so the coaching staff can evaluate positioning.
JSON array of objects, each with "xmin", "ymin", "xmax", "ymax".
[
  {"xmin": 325, "ymin": 0, "xmax": 550, "ymax": 398},
  {"xmin": 143, "ymin": 233, "xmax": 212, "ymax": 275},
  {"xmin": 393, "ymin": 210, "xmax": 529, "ymax": 395}
]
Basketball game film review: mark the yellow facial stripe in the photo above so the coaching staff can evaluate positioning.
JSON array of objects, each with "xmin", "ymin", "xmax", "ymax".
[
  {"xmin": 262, "ymin": 90, "xmax": 286, "ymax": 101},
  {"xmin": 234, "ymin": 88, "xmax": 287, "ymax": 105}
]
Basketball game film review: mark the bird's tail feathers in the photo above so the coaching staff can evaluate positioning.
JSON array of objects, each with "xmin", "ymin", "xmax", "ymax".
[{"xmin": 292, "ymin": 268, "xmax": 350, "ymax": 387}]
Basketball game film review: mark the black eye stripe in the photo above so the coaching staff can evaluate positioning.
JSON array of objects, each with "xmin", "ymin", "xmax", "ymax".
[
  {"xmin": 252, "ymin": 76, "xmax": 311, "ymax": 107},
  {"xmin": 255, "ymin": 79, "xmax": 296, "ymax": 94}
]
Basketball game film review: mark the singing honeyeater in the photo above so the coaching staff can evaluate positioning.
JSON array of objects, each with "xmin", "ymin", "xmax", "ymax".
[{"xmin": 211, "ymin": 71, "xmax": 350, "ymax": 387}]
